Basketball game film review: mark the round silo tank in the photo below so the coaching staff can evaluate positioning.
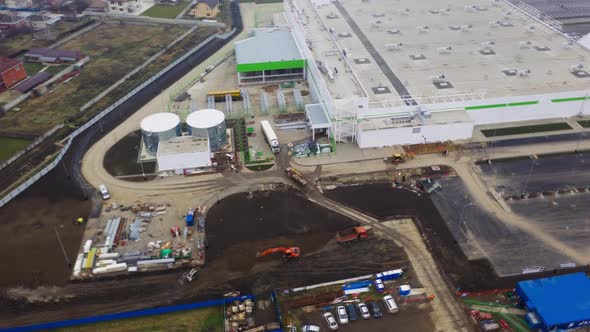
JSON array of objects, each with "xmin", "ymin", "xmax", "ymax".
[
  {"xmin": 140, "ymin": 112, "xmax": 181, "ymax": 153},
  {"xmin": 186, "ymin": 109, "xmax": 227, "ymax": 152}
]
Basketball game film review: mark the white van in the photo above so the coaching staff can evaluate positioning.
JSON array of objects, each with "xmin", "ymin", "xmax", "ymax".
[
  {"xmin": 383, "ymin": 295, "xmax": 399, "ymax": 313},
  {"xmin": 99, "ymin": 184, "xmax": 110, "ymax": 200}
]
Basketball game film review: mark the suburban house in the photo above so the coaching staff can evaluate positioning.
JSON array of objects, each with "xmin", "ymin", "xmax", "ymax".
[
  {"xmin": 0, "ymin": 14, "xmax": 28, "ymax": 30},
  {"xmin": 106, "ymin": 0, "xmax": 153, "ymax": 14},
  {"xmin": 86, "ymin": 0, "xmax": 108, "ymax": 12},
  {"xmin": 5, "ymin": 0, "xmax": 34, "ymax": 9},
  {"xmin": 28, "ymin": 14, "xmax": 61, "ymax": 30},
  {"xmin": 24, "ymin": 48, "xmax": 82, "ymax": 64},
  {"xmin": 0, "ymin": 57, "xmax": 27, "ymax": 92},
  {"xmin": 190, "ymin": 0, "xmax": 219, "ymax": 18}
]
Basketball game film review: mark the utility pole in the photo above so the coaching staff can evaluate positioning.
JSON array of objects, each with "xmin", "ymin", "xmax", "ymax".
[
  {"xmin": 55, "ymin": 225, "xmax": 71, "ymax": 267},
  {"xmin": 521, "ymin": 156, "xmax": 536, "ymax": 198}
]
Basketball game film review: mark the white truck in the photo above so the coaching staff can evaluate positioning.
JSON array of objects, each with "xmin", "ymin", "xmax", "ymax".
[{"xmin": 260, "ymin": 120, "xmax": 280, "ymax": 153}]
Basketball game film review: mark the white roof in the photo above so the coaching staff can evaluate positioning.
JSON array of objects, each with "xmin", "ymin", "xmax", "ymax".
[
  {"xmin": 140, "ymin": 113, "xmax": 180, "ymax": 133},
  {"xmin": 293, "ymin": 0, "xmax": 590, "ymax": 101},
  {"xmin": 186, "ymin": 109, "xmax": 225, "ymax": 128},
  {"xmin": 235, "ymin": 28, "xmax": 303, "ymax": 65},
  {"xmin": 156, "ymin": 136, "xmax": 211, "ymax": 171}
]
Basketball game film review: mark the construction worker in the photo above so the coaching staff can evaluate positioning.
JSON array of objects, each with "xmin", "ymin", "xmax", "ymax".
[{"xmin": 76, "ymin": 217, "xmax": 84, "ymax": 225}]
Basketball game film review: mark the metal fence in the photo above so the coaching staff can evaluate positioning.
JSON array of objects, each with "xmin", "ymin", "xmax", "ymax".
[
  {"xmin": 83, "ymin": 11, "xmax": 225, "ymax": 27},
  {"xmin": 0, "ymin": 124, "xmax": 64, "ymax": 172},
  {"xmin": 0, "ymin": 32, "xmax": 220, "ymax": 209}
]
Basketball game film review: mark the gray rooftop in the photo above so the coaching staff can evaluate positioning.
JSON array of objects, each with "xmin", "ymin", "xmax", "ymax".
[
  {"xmin": 306, "ymin": 103, "xmax": 331, "ymax": 129},
  {"xmin": 235, "ymin": 28, "xmax": 303, "ymax": 65}
]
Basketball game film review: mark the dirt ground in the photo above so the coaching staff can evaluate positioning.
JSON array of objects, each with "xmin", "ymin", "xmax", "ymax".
[
  {"xmin": 103, "ymin": 130, "xmax": 156, "ymax": 179},
  {"xmin": 324, "ymin": 182, "xmax": 504, "ymax": 292},
  {"xmin": 0, "ymin": 167, "xmax": 92, "ymax": 288}
]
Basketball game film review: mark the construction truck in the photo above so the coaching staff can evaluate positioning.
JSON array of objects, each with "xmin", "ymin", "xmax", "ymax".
[
  {"xmin": 256, "ymin": 247, "xmax": 300, "ymax": 261},
  {"xmin": 285, "ymin": 167, "xmax": 308, "ymax": 186},
  {"xmin": 336, "ymin": 226, "xmax": 369, "ymax": 244}
]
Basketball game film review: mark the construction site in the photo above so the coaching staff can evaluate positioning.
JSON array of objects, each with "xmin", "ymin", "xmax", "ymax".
[{"xmin": 3, "ymin": 0, "xmax": 590, "ymax": 331}]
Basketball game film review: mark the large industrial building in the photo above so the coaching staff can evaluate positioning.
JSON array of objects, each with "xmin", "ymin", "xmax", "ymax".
[
  {"xmin": 269, "ymin": 0, "xmax": 590, "ymax": 148},
  {"xmin": 234, "ymin": 28, "xmax": 306, "ymax": 84},
  {"xmin": 517, "ymin": 272, "xmax": 590, "ymax": 331}
]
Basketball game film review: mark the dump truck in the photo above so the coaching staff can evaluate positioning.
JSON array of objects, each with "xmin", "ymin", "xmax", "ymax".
[
  {"xmin": 384, "ymin": 153, "xmax": 411, "ymax": 164},
  {"xmin": 336, "ymin": 226, "xmax": 369, "ymax": 244},
  {"xmin": 285, "ymin": 167, "xmax": 308, "ymax": 186}
]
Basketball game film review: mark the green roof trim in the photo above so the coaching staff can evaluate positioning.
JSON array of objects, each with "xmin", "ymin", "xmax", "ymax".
[
  {"xmin": 465, "ymin": 100, "xmax": 539, "ymax": 110},
  {"xmin": 551, "ymin": 96, "xmax": 589, "ymax": 103},
  {"xmin": 236, "ymin": 59, "xmax": 306, "ymax": 73}
]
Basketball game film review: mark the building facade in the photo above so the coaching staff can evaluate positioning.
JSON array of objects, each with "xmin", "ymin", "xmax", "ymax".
[{"xmin": 0, "ymin": 57, "xmax": 27, "ymax": 92}]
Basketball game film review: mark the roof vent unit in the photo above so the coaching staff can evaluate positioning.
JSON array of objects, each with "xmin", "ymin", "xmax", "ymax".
[
  {"xmin": 461, "ymin": 24, "xmax": 473, "ymax": 32},
  {"xmin": 385, "ymin": 42, "xmax": 403, "ymax": 50},
  {"xmin": 439, "ymin": 8, "xmax": 450, "ymax": 15},
  {"xmin": 326, "ymin": 12, "xmax": 338, "ymax": 19},
  {"xmin": 517, "ymin": 69, "xmax": 531, "ymax": 77},
  {"xmin": 563, "ymin": 41, "xmax": 574, "ymax": 49},
  {"xmin": 489, "ymin": 20, "xmax": 501, "ymax": 27},
  {"xmin": 490, "ymin": 0, "xmax": 500, "ymax": 6},
  {"xmin": 526, "ymin": 25, "xmax": 536, "ymax": 32},
  {"xmin": 519, "ymin": 40, "xmax": 533, "ymax": 49},
  {"xmin": 464, "ymin": 5, "xmax": 476, "ymax": 12},
  {"xmin": 398, "ymin": 8, "xmax": 410, "ymax": 15},
  {"xmin": 503, "ymin": 10, "xmax": 512, "ymax": 16},
  {"xmin": 387, "ymin": 29, "xmax": 401, "ymax": 34},
  {"xmin": 371, "ymin": 20, "xmax": 382, "ymax": 27},
  {"xmin": 417, "ymin": 25, "xmax": 429, "ymax": 33},
  {"xmin": 419, "ymin": 106, "xmax": 432, "ymax": 119},
  {"xmin": 431, "ymin": 73, "xmax": 448, "ymax": 83},
  {"xmin": 373, "ymin": 12, "xmax": 385, "ymax": 18},
  {"xmin": 481, "ymin": 40, "xmax": 495, "ymax": 49},
  {"xmin": 569, "ymin": 64, "xmax": 584, "ymax": 73},
  {"xmin": 437, "ymin": 46, "xmax": 452, "ymax": 54}
]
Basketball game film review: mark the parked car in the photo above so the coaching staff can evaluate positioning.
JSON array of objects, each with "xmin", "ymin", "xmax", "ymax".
[
  {"xmin": 323, "ymin": 312, "xmax": 338, "ymax": 330},
  {"xmin": 369, "ymin": 301, "xmax": 382, "ymax": 318},
  {"xmin": 383, "ymin": 295, "xmax": 399, "ymax": 313},
  {"xmin": 346, "ymin": 303, "xmax": 358, "ymax": 321},
  {"xmin": 336, "ymin": 305, "xmax": 349, "ymax": 324},
  {"xmin": 499, "ymin": 319, "xmax": 510, "ymax": 330},
  {"xmin": 301, "ymin": 325, "xmax": 320, "ymax": 332},
  {"xmin": 99, "ymin": 184, "xmax": 110, "ymax": 200},
  {"xmin": 357, "ymin": 302, "xmax": 370, "ymax": 319}
]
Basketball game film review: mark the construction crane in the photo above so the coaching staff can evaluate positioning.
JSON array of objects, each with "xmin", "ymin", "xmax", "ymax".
[{"xmin": 256, "ymin": 247, "xmax": 301, "ymax": 261}]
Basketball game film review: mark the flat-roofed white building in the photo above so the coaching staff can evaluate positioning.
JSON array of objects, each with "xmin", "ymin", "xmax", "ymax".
[{"xmin": 156, "ymin": 136, "xmax": 212, "ymax": 175}]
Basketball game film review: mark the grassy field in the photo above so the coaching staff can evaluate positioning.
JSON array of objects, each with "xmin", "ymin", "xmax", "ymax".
[
  {"xmin": 481, "ymin": 123, "xmax": 573, "ymax": 137},
  {"xmin": 0, "ymin": 19, "xmax": 93, "ymax": 57},
  {"xmin": 22, "ymin": 61, "xmax": 46, "ymax": 76},
  {"xmin": 0, "ymin": 137, "xmax": 32, "ymax": 162},
  {"xmin": 141, "ymin": 1, "xmax": 191, "ymax": 19},
  {"xmin": 0, "ymin": 22, "xmax": 195, "ymax": 136},
  {"xmin": 578, "ymin": 120, "xmax": 590, "ymax": 128},
  {"xmin": 55, "ymin": 306, "xmax": 223, "ymax": 332}
]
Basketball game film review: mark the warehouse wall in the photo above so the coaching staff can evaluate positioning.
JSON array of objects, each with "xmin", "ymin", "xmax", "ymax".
[{"xmin": 356, "ymin": 122, "xmax": 474, "ymax": 148}]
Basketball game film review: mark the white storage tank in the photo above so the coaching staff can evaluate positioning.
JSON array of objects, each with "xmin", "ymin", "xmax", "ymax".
[
  {"xmin": 140, "ymin": 113, "xmax": 181, "ymax": 152},
  {"xmin": 186, "ymin": 109, "xmax": 227, "ymax": 152}
]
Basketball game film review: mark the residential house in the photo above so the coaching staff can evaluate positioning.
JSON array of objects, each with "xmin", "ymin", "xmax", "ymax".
[
  {"xmin": 86, "ymin": 0, "xmax": 108, "ymax": 12},
  {"xmin": 28, "ymin": 14, "xmax": 61, "ymax": 30},
  {"xmin": 107, "ymin": 0, "xmax": 153, "ymax": 14},
  {"xmin": 0, "ymin": 57, "xmax": 27, "ymax": 92},
  {"xmin": 24, "ymin": 48, "xmax": 82, "ymax": 64},
  {"xmin": 0, "ymin": 14, "xmax": 28, "ymax": 30},
  {"xmin": 190, "ymin": 0, "xmax": 219, "ymax": 18},
  {"xmin": 5, "ymin": 0, "xmax": 34, "ymax": 9}
]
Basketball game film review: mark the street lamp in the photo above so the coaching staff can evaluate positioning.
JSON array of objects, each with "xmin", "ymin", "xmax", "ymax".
[{"xmin": 54, "ymin": 225, "xmax": 71, "ymax": 267}]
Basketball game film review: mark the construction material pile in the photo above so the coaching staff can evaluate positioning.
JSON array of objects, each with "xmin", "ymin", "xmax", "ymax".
[{"xmin": 225, "ymin": 298, "xmax": 255, "ymax": 331}]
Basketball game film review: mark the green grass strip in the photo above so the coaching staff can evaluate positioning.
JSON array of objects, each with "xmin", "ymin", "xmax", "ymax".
[
  {"xmin": 481, "ymin": 122, "xmax": 572, "ymax": 137},
  {"xmin": 551, "ymin": 96, "xmax": 588, "ymax": 103},
  {"xmin": 497, "ymin": 312, "xmax": 530, "ymax": 332},
  {"xmin": 465, "ymin": 104, "xmax": 506, "ymax": 110},
  {"xmin": 462, "ymin": 298, "xmax": 514, "ymax": 308}
]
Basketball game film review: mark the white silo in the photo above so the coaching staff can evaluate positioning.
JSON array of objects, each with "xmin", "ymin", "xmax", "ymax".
[
  {"xmin": 140, "ymin": 112, "xmax": 181, "ymax": 153},
  {"xmin": 186, "ymin": 109, "xmax": 227, "ymax": 152}
]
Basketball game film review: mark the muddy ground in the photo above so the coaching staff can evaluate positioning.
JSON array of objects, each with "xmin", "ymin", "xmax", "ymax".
[
  {"xmin": 325, "ymin": 183, "xmax": 510, "ymax": 292},
  {"xmin": 0, "ymin": 168, "xmax": 92, "ymax": 289},
  {"xmin": 0, "ymin": 189, "xmax": 410, "ymax": 328},
  {"xmin": 103, "ymin": 130, "xmax": 156, "ymax": 180}
]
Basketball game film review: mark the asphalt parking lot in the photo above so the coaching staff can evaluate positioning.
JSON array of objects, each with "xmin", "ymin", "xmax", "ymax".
[
  {"xmin": 300, "ymin": 301, "xmax": 434, "ymax": 332},
  {"xmin": 477, "ymin": 151, "xmax": 590, "ymax": 196},
  {"xmin": 430, "ymin": 177, "xmax": 571, "ymax": 276}
]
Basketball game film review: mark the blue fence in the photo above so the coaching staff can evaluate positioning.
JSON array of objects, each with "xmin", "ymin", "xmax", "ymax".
[{"xmin": 2, "ymin": 295, "xmax": 254, "ymax": 332}]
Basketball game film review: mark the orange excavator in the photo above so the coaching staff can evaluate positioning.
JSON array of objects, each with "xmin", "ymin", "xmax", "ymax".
[{"xmin": 256, "ymin": 247, "xmax": 301, "ymax": 261}]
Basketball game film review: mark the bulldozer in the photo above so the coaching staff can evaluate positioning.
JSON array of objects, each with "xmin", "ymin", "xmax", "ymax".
[
  {"xmin": 256, "ymin": 247, "xmax": 301, "ymax": 262},
  {"xmin": 385, "ymin": 153, "xmax": 411, "ymax": 164}
]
